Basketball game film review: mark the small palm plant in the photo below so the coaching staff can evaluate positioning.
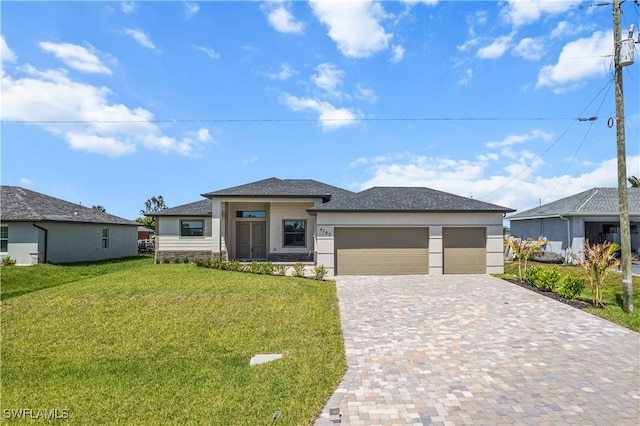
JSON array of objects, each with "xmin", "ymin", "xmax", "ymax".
[
  {"xmin": 570, "ymin": 240, "xmax": 620, "ymax": 308},
  {"xmin": 505, "ymin": 236, "xmax": 547, "ymax": 282}
]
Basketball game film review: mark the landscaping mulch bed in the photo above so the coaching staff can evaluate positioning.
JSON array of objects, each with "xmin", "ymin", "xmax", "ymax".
[{"xmin": 503, "ymin": 278, "xmax": 593, "ymax": 310}]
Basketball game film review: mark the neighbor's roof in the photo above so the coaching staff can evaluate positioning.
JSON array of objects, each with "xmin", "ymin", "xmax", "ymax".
[
  {"xmin": 506, "ymin": 187, "xmax": 640, "ymax": 221},
  {"xmin": 202, "ymin": 177, "xmax": 354, "ymax": 201},
  {"xmin": 149, "ymin": 199, "xmax": 211, "ymax": 217},
  {"xmin": 308, "ymin": 186, "xmax": 514, "ymax": 213},
  {"xmin": 0, "ymin": 186, "xmax": 137, "ymax": 226}
]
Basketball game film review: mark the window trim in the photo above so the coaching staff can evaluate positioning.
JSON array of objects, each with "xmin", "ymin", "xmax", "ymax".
[
  {"xmin": 282, "ymin": 219, "xmax": 306, "ymax": 248},
  {"xmin": 101, "ymin": 228, "xmax": 109, "ymax": 249},
  {"xmin": 180, "ymin": 219, "xmax": 204, "ymax": 237},
  {"xmin": 0, "ymin": 225, "xmax": 8, "ymax": 253}
]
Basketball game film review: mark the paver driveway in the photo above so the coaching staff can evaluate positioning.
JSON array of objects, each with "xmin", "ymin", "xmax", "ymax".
[{"xmin": 315, "ymin": 275, "xmax": 640, "ymax": 425}]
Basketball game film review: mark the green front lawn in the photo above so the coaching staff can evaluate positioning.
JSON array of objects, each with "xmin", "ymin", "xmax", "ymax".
[
  {"xmin": 1, "ymin": 260, "xmax": 346, "ymax": 425},
  {"xmin": 500, "ymin": 261, "xmax": 640, "ymax": 332}
]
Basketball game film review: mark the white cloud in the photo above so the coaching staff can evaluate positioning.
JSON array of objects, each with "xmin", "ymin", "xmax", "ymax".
[
  {"xmin": 267, "ymin": 62, "xmax": 296, "ymax": 80},
  {"xmin": 1, "ymin": 65, "xmax": 209, "ymax": 157},
  {"xmin": 355, "ymin": 83, "xmax": 377, "ymax": 103},
  {"xmin": 513, "ymin": 37, "xmax": 545, "ymax": 61},
  {"xmin": 195, "ymin": 45, "xmax": 220, "ymax": 59},
  {"xmin": 390, "ymin": 45, "xmax": 405, "ymax": 63},
  {"xmin": 351, "ymin": 151, "xmax": 640, "ymax": 212},
  {"xmin": 458, "ymin": 68, "xmax": 473, "ymax": 86},
  {"xmin": 184, "ymin": 2, "xmax": 199, "ymax": 18},
  {"xmin": 39, "ymin": 42, "xmax": 111, "ymax": 74},
  {"xmin": 264, "ymin": 3, "xmax": 304, "ymax": 34},
  {"xmin": 477, "ymin": 34, "xmax": 513, "ymax": 60},
  {"xmin": 311, "ymin": 63, "xmax": 344, "ymax": 97},
  {"xmin": 20, "ymin": 177, "xmax": 34, "ymax": 186},
  {"xmin": 501, "ymin": 0, "xmax": 580, "ymax": 27},
  {"xmin": 242, "ymin": 155, "xmax": 258, "ymax": 165},
  {"xmin": 309, "ymin": 0, "xmax": 392, "ymax": 58},
  {"xmin": 485, "ymin": 129, "xmax": 552, "ymax": 148},
  {"xmin": 1, "ymin": 36, "xmax": 17, "ymax": 63},
  {"xmin": 536, "ymin": 31, "xmax": 611, "ymax": 91},
  {"xmin": 121, "ymin": 2, "xmax": 135, "ymax": 14},
  {"xmin": 124, "ymin": 28, "xmax": 157, "ymax": 50},
  {"xmin": 281, "ymin": 93, "xmax": 361, "ymax": 131}
]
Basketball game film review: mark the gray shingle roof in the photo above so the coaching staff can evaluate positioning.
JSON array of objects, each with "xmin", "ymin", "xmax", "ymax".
[
  {"xmin": 308, "ymin": 187, "xmax": 514, "ymax": 213},
  {"xmin": 506, "ymin": 187, "xmax": 640, "ymax": 220},
  {"xmin": 1, "ymin": 186, "xmax": 138, "ymax": 226},
  {"xmin": 202, "ymin": 177, "xmax": 354, "ymax": 202},
  {"xmin": 149, "ymin": 199, "xmax": 211, "ymax": 217}
]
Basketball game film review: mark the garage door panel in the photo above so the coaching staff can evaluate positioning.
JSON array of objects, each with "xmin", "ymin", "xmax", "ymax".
[
  {"xmin": 337, "ymin": 248, "xmax": 429, "ymax": 275},
  {"xmin": 443, "ymin": 248, "xmax": 486, "ymax": 274},
  {"xmin": 335, "ymin": 227, "xmax": 429, "ymax": 275}
]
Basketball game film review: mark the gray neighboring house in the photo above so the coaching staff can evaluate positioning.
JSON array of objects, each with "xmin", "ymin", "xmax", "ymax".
[
  {"xmin": 507, "ymin": 187, "xmax": 640, "ymax": 255},
  {"xmin": 152, "ymin": 178, "xmax": 514, "ymax": 276},
  {"xmin": 1, "ymin": 186, "xmax": 139, "ymax": 265}
]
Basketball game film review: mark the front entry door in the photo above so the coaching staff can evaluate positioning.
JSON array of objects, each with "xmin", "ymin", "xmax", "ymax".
[{"xmin": 236, "ymin": 222, "xmax": 266, "ymax": 260}]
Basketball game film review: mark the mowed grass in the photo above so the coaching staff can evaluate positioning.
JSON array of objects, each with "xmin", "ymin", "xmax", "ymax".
[
  {"xmin": 1, "ymin": 260, "xmax": 346, "ymax": 425},
  {"xmin": 502, "ymin": 261, "xmax": 640, "ymax": 332}
]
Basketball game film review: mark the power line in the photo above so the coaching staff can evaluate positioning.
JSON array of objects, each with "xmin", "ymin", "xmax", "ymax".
[{"xmin": 0, "ymin": 116, "xmax": 582, "ymax": 124}]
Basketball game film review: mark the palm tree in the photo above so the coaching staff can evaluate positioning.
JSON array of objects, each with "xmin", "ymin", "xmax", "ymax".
[{"xmin": 628, "ymin": 176, "xmax": 640, "ymax": 187}]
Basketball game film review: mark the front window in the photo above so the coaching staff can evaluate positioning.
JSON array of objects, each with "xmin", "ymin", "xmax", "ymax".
[
  {"xmin": 283, "ymin": 220, "xmax": 306, "ymax": 247},
  {"xmin": 236, "ymin": 210, "xmax": 266, "ymax": 218},
  {"xmin": 1, "ymin": 226, "xmax": 8, "ymax": 252},
  {"xmin": 101, "ymin": 228, "xmax": 109, "ymax": 248},
  {"xmin": 181, "ymin": 220, "xmax": 204, "ymax": 236}
]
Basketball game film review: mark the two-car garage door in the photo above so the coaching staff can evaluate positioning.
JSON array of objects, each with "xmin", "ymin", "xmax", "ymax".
[
  {"xmin": 334, "ymin": 226, "xmax": 487, "ymax": 275},
  {"xmin": 335, "ymin": 227, "xmax": 429, "ymax": 275}
]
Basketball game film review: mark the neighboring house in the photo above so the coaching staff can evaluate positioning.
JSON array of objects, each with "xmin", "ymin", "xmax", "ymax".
[
  {"xmin": 138, "ymin": 226, "xmax": 154, "ymax": 240},
  {"xmin": 152, "ymin": 178, "xmax": 514, "ymax": 275},
  {"xmin": 1, "ymin": 186, "xmax": 139, "ymax": 265},
  {"xmin": 507, "ymin": 187, "xmax": 640, "ymax": 255}
]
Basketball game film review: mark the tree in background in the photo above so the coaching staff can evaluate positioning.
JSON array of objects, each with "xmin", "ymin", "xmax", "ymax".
[
  {"xmin": 92, "ymin": 205, "xmax": 106, "ymax": 212},
  {"xmin": 135, "ymin": 196, "xmax": 168, "ymax": 231},
  {"xmin": 628, "ymin": 176, "xmax": 640, "ymax": 187}
]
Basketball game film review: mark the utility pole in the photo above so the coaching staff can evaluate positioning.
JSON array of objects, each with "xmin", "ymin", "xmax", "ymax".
[{"xmin": 613, "ymin": 0, "xmax": 634, "ymax": 313}]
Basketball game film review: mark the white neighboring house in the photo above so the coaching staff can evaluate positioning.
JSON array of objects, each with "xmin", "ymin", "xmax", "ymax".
[
  {"xmin": 152, "ymin": 178, "xmax": 515, "ymax": 275},
  {"xmin": 1, "ymin": 186, "xmax": 139, "ymax": 265}
]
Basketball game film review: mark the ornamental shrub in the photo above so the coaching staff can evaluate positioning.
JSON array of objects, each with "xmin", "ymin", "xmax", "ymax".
[
  {"xmin": 273, "ymin": 264, "xmax": 287, "ymax": 276},
  {"xmin": 293, "ymin": 262, "xmax": 306, "ymax": 278},
  {"xmin": 525, "ymin": 265, "xmax": 560, "ymax": 292},
  {"xmin": 313, "ymin": 265, "xmax": 328, "ymax": 281},
  {"xmin": 557, "ymin": 274, "xmax": 586, "ymax": 299}
]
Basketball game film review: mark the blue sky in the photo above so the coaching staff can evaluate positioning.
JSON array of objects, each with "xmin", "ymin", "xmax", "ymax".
[{"xmin": 2, "ymin": 0, "xmax": 639, "ymax": 220}]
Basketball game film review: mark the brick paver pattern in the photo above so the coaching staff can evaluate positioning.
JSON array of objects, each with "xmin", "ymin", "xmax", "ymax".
[{"xmin": 315, "ymin": 275, "xmax": 640, "ymax": 425}]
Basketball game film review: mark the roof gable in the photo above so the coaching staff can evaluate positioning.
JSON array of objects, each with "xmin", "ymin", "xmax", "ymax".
[
  {"xmin": 1, "ymin": 186, "xmax": 137, "ymax": 226},
  {"xmin": 507, "ymin": 187, "xmax": 640, "ymax": 220},
  {"xmin": 202, "ymin": 177, "xmax": 354, "ymax": 201},
  {"xmin": 309, "ymin": 186, "xmax": 514, "ymax": 213}
]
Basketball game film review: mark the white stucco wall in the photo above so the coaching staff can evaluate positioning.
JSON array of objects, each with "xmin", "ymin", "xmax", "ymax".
[
  {"xmin": 44, "ymin": 222, "xmax": 138, "ymax": 264},
  {"xmin": 315, "ymin": 212, "xmax": 506, "ymax": 276},
  {"xmin": 1, "ymin": 222, "xmax": 40, "ymax": 265}
]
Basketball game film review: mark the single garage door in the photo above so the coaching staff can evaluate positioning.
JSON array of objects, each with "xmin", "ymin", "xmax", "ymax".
[
  {"xmin": 443, "ymin": 227, "xmax": 486, "ymax": 274},
  {"xmin": 335, "ymin": 227, "xmax": 429, "ymax": 275}
]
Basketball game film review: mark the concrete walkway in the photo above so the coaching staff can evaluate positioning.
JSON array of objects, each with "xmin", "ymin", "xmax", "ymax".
[{"xmin": 315, "ymin": 275, "xmax": 640, "ymax": 425}]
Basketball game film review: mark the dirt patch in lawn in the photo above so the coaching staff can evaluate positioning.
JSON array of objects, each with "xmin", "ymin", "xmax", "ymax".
[{"xmin": 503, "ymin": 278, "xmax": 593, "ymax": 310}]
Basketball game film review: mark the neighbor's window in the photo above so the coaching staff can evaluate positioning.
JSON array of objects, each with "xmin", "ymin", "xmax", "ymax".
[
  {"xmin": 181, "ymin": 220, "xmax": 204, "ymax": 237},
  {"xmin": 101, "ymin": 228, "xmax": 109, "ymax": 249},
  {"xmin": 236, "ymin": 210, "xmax": 266, "ymax": 218},
  {"xmin": 1, "ymin": 226, "xmax": 8, "ymax": 252},
  {"xmin": 283, "ymin": 220, "xmax": 306, "ymax": 247}
]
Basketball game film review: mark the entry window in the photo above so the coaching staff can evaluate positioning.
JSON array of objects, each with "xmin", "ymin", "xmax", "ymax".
[
  {"xmin": 181, "ymin": 220, "xmax": 204, "ymax": 237},
  {"xmin": 283, "ymin": 220, "xmax": 306, "ymax": 247},
  {"xmin": 101, "ymin": 228, "xmax": 109, "ymax": 248},
  {"xmin": 1, "ymin": 226, "xmax": 7, "ymax": 252},
  {"xmin": 236, "ymin": 210, "xmax": 266, "ymax": 218}
]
